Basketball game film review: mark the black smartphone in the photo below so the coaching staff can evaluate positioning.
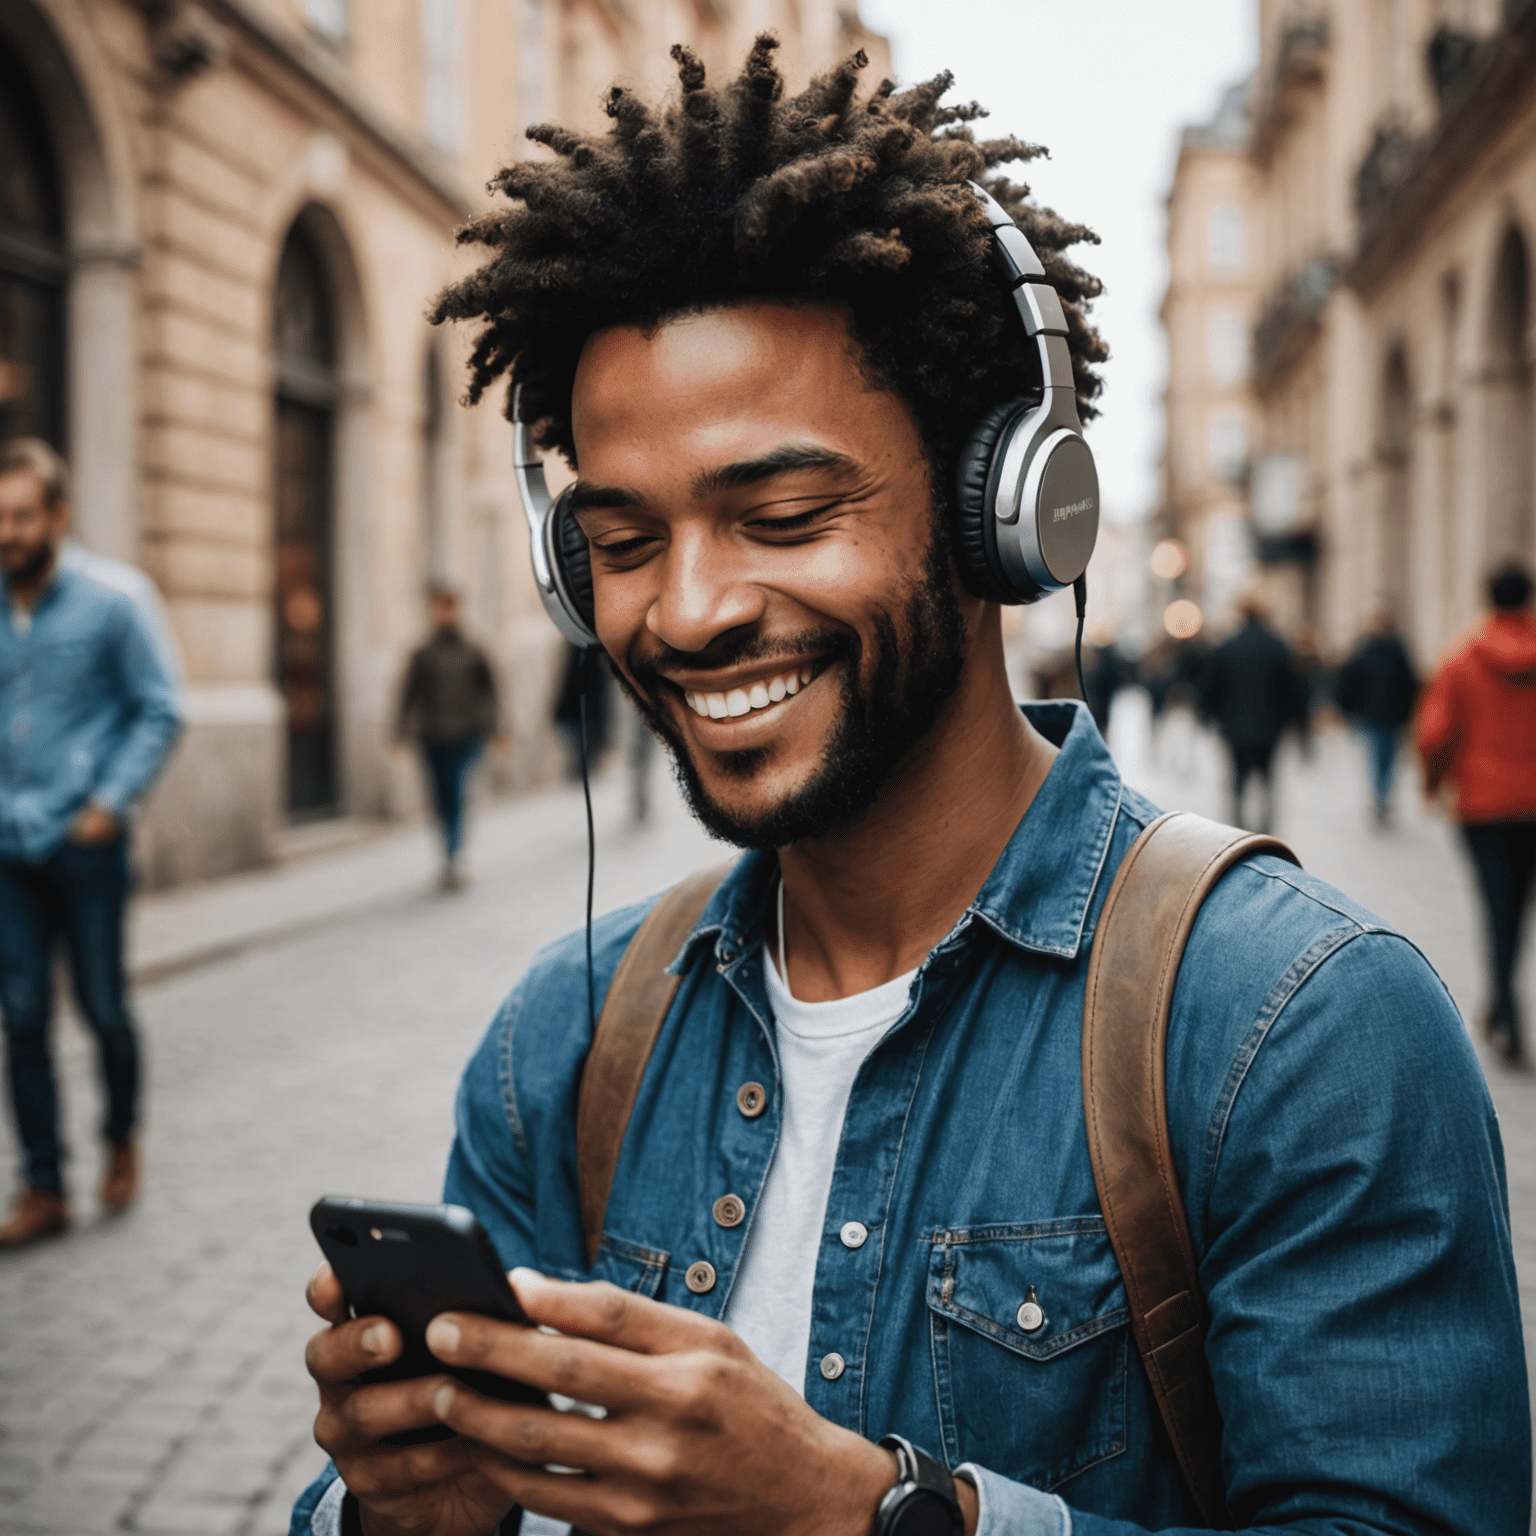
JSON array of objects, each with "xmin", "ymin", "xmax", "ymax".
[{"xmin": 310, "ymin": 1196, "xmax": 545, "ymax": 1444}]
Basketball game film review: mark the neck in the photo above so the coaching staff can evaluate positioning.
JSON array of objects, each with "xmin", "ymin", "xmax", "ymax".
[{"xmin": 778, "ymin": 606, "xmax": 1057, "ymax": 1002}]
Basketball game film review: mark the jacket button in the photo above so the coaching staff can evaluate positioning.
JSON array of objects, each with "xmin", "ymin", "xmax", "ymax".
[
  {"xmin": 712, "ymin": 1194, "xmax": 745, "ymax": 1228},
  {"xmin": 1017, "ymin": 1288, "xmax": 1045, "ymax": 1333},
  {"xmin": 819, "ymin": 1352, "xmax": 846, "ymax": 1380},
  {"xmin": 839, "ymin": 1221, "xmax": 868, "ymax": 1249},
  {"xmin": 736, "ymin": 1081, "xmax": 767, "ymax": 1118},
  {"xmin": 684, "ymin": 1261, "xmax": 716, "ymax": 1294}
]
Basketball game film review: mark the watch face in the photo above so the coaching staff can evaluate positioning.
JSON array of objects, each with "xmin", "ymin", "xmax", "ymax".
[{"xmin": 888, "ymin": 1488, "xmax": 960, "ymax": 1536}]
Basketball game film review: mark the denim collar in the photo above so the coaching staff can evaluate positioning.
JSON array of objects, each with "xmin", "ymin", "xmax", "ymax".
[{"xmin": 672, "ymin": 699, "xmax": 1124, "ymax": 974}]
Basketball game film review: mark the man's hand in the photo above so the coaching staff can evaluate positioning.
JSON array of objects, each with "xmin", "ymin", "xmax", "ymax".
[
  {"xmin": 70, "ymin": 804, "xmax": 120, "ymax": 844},
  {"xmin": 304, "ymin": 1261, "xmax": 516, "ymax": 1536},
  {"xmin": 420, "ymin": 1269, "xmax": 976, "ymax": 1536}
]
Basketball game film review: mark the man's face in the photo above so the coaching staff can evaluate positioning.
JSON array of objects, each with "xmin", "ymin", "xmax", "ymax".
[
  {"xmin": 0, "ymin": 470, "xmax": 65, "ymax": 588},
  {"xmin": 570, "ymin": 301, "xmax": 970, "ymax": 848},
  {"xmin": 432, "ymin": 594, "xmax": 459, "ymax": 630}
]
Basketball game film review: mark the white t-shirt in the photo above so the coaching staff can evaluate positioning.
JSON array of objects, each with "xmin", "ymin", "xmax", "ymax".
[{"xmin": 722, "ymin": 944, "xmax": 919, "ymax": 1392}]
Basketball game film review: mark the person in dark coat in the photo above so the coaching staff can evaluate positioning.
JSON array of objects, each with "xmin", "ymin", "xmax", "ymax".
[
  {"xmin": 1336, "ymin": 608, "xmax": 1419, "ymax": 825},
  {"xmin": 552, "ymin": 642, "xmax": 612, "ymax": 781},
  {"xmin": 1199, "ymin": 597, "xmax": 1308, "ymax": 833},
  {"xmin": 396, "ymin": 584, "xmax": 500, "ymax": 888}
]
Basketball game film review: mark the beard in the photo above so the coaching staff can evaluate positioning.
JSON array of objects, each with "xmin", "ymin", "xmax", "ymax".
[
  {"xmin": 0, "ymin": 541, "xmax": 54, "ymax": 590},
  {"xmin": 616, "ymin": 518, "xmax": 969, "ymax": 850}
]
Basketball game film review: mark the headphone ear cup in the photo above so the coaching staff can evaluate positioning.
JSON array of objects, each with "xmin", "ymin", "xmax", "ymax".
[
  {"xmin": 551, "ymin": 487, "xmax": 596, "ymax": 633},
  {"xmin": 953, "ymin": 400, "xmax": 1029, "ymax": 604}
]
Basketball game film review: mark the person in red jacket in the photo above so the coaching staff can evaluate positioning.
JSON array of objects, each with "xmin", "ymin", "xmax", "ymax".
[{"xmin": 1418, "ymin": 563, "xmax": 1536, "ymax": 1063}]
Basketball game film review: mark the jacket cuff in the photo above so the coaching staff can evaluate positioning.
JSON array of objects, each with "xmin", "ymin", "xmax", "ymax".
[
  {"xmin": 90, "ymin": 777, "xmax": 142, "ymax": 820},
  {"xmin": 955, "ymin": 1464, "xmax": 1071, "ymax": 1536},
  {"xmin": 305, "ymin": 1471, "xmax": 346, "ymax": 1536}
]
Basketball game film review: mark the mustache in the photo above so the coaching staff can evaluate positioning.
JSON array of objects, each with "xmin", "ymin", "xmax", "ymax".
[{"xmin": 628, "ymin": 626, "xmax": 855, "ymax": 694}]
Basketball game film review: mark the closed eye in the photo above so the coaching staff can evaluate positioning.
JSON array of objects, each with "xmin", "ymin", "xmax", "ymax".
[
  {"xmin": 590, "ymin": 530, "xmax": 660, "ymax": 562},
  {"xmin": 746, "ymin": 500, "xmax": 844, "ymax": 536}
]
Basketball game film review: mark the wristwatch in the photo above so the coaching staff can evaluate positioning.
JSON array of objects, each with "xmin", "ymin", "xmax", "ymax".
[{"xmin": 874, "ymin": 1434, "xmax": 964, "ymax": 1536}]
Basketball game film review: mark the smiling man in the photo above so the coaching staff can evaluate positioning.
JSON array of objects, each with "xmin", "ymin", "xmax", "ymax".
[{"xmin": 292, "ymin": 40, "xmax": 1528, "ymax": 1536}]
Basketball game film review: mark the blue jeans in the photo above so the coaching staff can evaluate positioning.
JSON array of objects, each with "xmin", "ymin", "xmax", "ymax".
[
  {"xmin": 1360, "ymin": 721, "xmax": 1400, "ymax": 811},
  {"xmin": 1462, "ymin": 821, "xmax": 1536, "ymax": 1041},
  {"xmin": 0, "ymin": 838, "xmax": 139, "ymax": 1196},
  {"xmin": 421, "ymin": 739, "xmax": 483, "ymax": 862}
]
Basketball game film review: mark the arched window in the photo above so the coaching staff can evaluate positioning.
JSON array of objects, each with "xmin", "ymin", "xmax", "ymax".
[
  {"xmin": 0, "ymin": 40, "xmax": 66, "ymax": 449},
  {"xmin": 273, "ymin": 217, "xmax": 340, "ymax": 817},
  {"xmin": 1486, "ymin": 225, "xmax": 1532, "ymax": 563}
]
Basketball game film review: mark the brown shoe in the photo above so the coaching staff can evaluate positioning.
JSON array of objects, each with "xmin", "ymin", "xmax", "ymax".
[
  {"xmin": 0, "ymin": 1189, "xmax": 70, "ymax": 1247},
  {"xmin": 101, "ymin": 1142, "xmax": 137, "ymax": 1211}
]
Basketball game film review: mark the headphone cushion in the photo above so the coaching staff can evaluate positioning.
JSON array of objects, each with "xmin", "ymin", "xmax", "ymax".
[
  {"xmin": 552, "ymin": 488, "xmax": 596, "ymax": 631},
  {"xmin": 953, "ymin": 400, "xmax": 1028, "ymax": 604}
]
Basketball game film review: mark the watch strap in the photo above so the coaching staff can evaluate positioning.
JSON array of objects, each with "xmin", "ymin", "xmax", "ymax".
[{"xmin": 875, "ymin": 1435, "xmax": 962, "ymax": 1535}]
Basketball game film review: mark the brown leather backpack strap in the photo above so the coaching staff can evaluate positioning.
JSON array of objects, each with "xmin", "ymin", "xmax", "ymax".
[
  {"xmin": 1082, "ymin": 811, "xmax": 1297, "ymax": 1528},
  {"xmin": 576, "ymin": 861, "xmax": 734, "ymax": 1266}
]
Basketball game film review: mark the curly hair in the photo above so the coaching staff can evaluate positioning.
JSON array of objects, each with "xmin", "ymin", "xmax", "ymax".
[{"xmin": 432, "ymin": 35, "xmax": 1106, "ymax": 477}]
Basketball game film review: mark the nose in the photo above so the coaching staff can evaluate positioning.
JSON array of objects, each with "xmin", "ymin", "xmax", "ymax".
[{"xmin": 646, "ymin": 523, "xmax": 766, "ymax": 656}]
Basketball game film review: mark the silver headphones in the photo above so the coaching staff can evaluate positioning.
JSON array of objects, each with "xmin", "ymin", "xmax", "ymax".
[{"xmin": 514, "ymin": 181, "xmax": 1098, "ymax": 647}]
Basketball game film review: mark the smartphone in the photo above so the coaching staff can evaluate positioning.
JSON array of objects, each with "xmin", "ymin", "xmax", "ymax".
[{"xmin": 310, "ymin": 1196, "xmax": 545, "ymax": 1444}]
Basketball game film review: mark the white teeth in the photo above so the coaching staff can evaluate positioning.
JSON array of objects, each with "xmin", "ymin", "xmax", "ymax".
[{"xmin": 685, "ymin": 668, "xmax": 813, "ymax": 720}]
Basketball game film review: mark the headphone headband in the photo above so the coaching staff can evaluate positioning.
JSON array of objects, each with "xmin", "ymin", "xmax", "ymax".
[{"xmin": 513, "ymin": 181, "xmax": 1097, "ymax": 644}]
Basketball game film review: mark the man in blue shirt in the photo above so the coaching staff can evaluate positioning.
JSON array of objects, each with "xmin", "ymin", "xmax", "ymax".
[
  {"xmin": 0, "ymin": 438, "xmax": 181, "ymax": 1244},
  {"xmin": 295, "ymin": 43, "xmax": 1528, "ymax": 1535}
]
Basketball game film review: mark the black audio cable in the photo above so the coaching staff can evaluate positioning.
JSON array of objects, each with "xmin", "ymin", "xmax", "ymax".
[
  {"xmin": 577, "ymin": 647, "xmax": 596, "ymax": 1038},
  {"xmin": 1073, "ymin": 573, "xmax": 1089, "ymax": 706}
]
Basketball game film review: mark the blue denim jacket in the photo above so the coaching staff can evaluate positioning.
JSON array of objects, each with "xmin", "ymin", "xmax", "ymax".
[
  {"xmin": 294, "ymin": 703, "xmax": 1529, "ymax": 1535},
  {"xmin": 0, "ymin": 563, "xmax": 182, "ymax": 861}
]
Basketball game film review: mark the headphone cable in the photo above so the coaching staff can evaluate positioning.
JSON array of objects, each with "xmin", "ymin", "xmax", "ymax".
[
  {"xmin": 578, "ymin": 647, "xmax": 596, "ymax": 1039},
  {"xmin": 1072, "ymin": 573, "xmax": 1089, "ymax": 706}
]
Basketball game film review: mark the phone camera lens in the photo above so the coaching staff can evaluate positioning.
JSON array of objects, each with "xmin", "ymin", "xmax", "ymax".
[{"xmin": 325, "ymin": 1222, "xmax": 359, "ymax": 1247}]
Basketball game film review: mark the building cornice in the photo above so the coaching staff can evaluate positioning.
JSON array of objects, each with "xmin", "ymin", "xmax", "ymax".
[
  {"xmin": 1349, "ymin": 0, "xmax": 1536, "ymax": 295},
  {"xmin": 196, "ymin": 0, "xmax": 474, "ymax": 219}
]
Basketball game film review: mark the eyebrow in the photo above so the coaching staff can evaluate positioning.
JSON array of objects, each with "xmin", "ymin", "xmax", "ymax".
[{"xmin": 566, "ymin": 443, "xmax": 855, "ymax": 515}]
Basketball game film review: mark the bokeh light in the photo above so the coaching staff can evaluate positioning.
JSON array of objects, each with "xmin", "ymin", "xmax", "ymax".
[
  {"xmin": 1163, "ymin": 599, "xmax": 1204, "ymax": 639},
  {"xmin": 1150, "ymin": 539, "xmax": 1187, "ymax": 580}
]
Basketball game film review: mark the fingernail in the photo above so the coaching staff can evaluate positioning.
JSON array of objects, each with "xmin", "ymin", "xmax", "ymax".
[
  {"xmin": 433, "ymin": 1382, "xmax": 456, "ymax": 1418},
  {"xmin": 361, "ymin": 1324, "xmax": 388, "ymax": 1357},
  {"xmin": 425, "ymin": 1317, "xmax": 460, "ymax": 1356},
  {"xmin": 510, "ymin": 1267, "xmax": 544, "ymax": 1296}
]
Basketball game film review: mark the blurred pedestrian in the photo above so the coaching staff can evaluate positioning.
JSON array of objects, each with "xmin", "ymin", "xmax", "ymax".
[
  {"xmin": 626, "ymin": 701, "xmax": 655, "ymax": 826},
  {"xmin": 1418, "ymin": 563, "xmax": 1536, "ymax": 1065},
  {"xmin": 1292, "ymin": 624, "xmax": 1330, "ymax": 759},
  {"xmin": 1336, "ymin": 608, "xmax": 1418, "ymax": 825},
  {"xmin": 395, "ymin": 583, "xmax": 500, "ymax": 891},
  {"xmin": 1083, "ymin": 636, "xmax": 1132, "ymax": 737},
  {"xmin": 1199, "ymin": 595, "xmax": 1307, "ymax": 833},
  {"xmin": 552, "ymin": 642, "xmax": 610, "ymax": 780},
  {"xmin": 0, "ymin": 438, "xmax": 181, "ymax": 1245}
]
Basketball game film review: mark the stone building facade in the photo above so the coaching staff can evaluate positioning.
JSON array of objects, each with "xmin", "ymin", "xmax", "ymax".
[
  {"xmin": 1160, "ymin": 0, "xmax": 1536, "ymax": 664},
  {"xmin": 0, "ymin": 0, "xmax": 888, "ymax": 886},
  {"xmin": 1158, "ymin": 80, "xmax": 1261, "ymax": 637}
]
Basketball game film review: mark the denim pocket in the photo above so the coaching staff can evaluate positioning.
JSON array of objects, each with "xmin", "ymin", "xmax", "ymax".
[
  {"xmin": 927, "ymin": 1217, "xmax": 1129, "ymax": 1491},
  {"xmin": 592, "ymin": 1232, "xmax": 669, "ymax": 1298}
]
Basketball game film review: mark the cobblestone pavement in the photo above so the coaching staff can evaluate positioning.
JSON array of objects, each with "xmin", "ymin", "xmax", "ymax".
[{"xmin": 1, "ymin": 702, "xmax": 1532, "ymax": 1534}]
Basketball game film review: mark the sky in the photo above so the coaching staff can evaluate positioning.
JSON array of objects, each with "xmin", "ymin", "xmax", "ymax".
[{"xmin": 859, "ymin": 0, "xmax": 1259, "ymax": 525}]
